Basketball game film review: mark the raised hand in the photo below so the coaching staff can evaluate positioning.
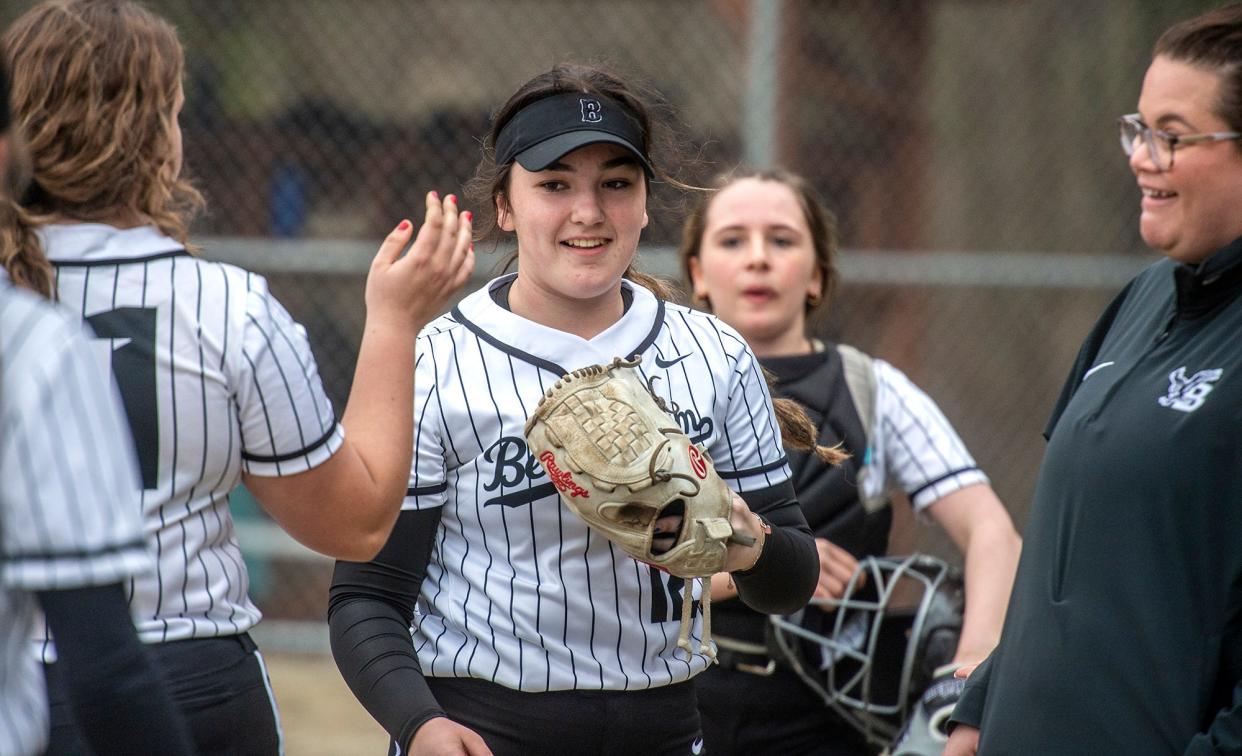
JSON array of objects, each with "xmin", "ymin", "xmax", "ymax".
[{"xmin": 367, "ymin": 191, "xmax": 475, "ymax": 332}]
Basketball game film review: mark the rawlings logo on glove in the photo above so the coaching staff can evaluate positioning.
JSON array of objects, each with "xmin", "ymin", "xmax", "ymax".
[
  {"xmin": 539, "ymin": 451, "xmax": 589, "ymax": 498},
  {"xmin": 524, "ymin": 356, "xmax": 754, "ymax": 659}
]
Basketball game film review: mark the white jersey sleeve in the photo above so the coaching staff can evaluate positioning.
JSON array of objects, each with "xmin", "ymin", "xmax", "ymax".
[
  {"xmin": 1, "ymin": 284, "xmax": 151, "ymax": 756},
  {"xmin": 0, "ymin": 291, "xmax": 150, "ymax": 591},
  {"xmin": 708, "ymin": 323, "xmax": 792, "ymax": 492},
  {"xmin": 232, "ymin": 272, "xmax": 344, "ymax": 477},
  {"xmin": 404, "ymin": 322, "xmax": 451, "ymax": 510},
  {"xmin": 864, "ymin": 359, "xmax": 989, "ymax": 512}
]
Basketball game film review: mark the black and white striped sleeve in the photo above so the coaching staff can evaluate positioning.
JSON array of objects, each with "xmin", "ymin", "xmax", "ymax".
[
  {"xmin": 233, "ymin": 274, "xmax": 344, "ymax": 477},
  {"xmin": 868, "ymin": 359, "xmax": 989, "ymax": 512},
  {"xmin": 709, "ymin": 326, "xmax": 791, "ymax": 492},
  {"xmin": 0, "ymin": 293, "xmax": 150, "ymax": 592},
  {"xmin": 404, "ymin": 330, "xmax": 447, "ymax": 511}
]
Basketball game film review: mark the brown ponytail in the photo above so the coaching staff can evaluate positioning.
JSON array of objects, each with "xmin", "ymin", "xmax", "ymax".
[
  {"xmin": 0, "ymin": 198, "xmax": 51, "ymax": 297},
  {"xmin": 0, "ymin": 118, "xmax": 51, "ymax": 296},
  {"xmin": 769, "ymin": 381, "xmax": 848, "ymax": 466}
]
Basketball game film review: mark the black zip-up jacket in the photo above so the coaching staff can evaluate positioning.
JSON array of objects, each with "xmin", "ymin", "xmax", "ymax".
[{"xmin": 953, "ymin": 236, "xmax": 1242, "ymax": 754}]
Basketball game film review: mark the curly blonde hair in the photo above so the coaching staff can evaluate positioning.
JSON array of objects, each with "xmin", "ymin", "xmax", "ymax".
[{"xmin": 2, "ymin": 0, "xmax": 204, "ymax": 292}]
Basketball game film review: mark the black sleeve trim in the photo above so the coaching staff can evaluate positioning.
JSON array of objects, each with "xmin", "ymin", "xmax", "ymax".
[
  {"xmin": 241, "ymin": 421, "xmax": 338, "ymax": 463},
  {"xmin": 407, "ymin": 482, "xmax": 449, "ymax": 497},
  {"xmin": 329, "ymin": 508, "xmax": 446, "ymax": 749},
  {"xmin": 718, "ymin": 455, "xmax": 789, "ymax": 480},
  {"xmin": 907, "ymin": 467, "xmax": 980, "ymax": 501},
  {"xmin": 4, "ymin": 538, "xmax": 146, "ymax": 562},
  {"xmin": 50, "ymin": 250, "xmax": 189, "ymax": 268}
]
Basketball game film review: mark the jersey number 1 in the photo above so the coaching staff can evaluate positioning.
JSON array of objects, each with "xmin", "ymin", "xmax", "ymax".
[{"xmin": 87, "ymin": 307, "xmax": 159, "ymax": 490}]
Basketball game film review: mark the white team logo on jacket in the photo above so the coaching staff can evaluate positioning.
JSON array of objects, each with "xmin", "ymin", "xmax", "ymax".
[{"xmin": 1157, "ymin": 366, "xmax": 1222, "ymax": 412}]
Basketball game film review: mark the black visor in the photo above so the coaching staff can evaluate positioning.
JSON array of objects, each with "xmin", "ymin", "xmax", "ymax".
[{"xmin": 494, "ymin": 92, "xmax": 654, "ymax": 177}]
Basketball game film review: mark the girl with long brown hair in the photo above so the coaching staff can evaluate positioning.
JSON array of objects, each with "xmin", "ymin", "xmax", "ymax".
[{"xmin": 3, "ymin": 1, "xmax": 472, "ymax": 752}]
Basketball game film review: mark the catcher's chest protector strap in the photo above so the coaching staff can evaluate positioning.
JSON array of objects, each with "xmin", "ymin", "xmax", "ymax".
[{"xmin": 835, "ymin": 343, "xmax": 888, "ymax": 515}]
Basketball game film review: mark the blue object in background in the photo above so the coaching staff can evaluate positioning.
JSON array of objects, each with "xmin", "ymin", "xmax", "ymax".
[{"xmin": 269, "ymin": 162, "xmax": 308, "ymax": 238}]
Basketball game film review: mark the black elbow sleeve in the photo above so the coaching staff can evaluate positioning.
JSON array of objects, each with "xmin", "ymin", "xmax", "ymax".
[{"xmin": 328, "ymin": 508, "xmax": 447, "ymax": 747}]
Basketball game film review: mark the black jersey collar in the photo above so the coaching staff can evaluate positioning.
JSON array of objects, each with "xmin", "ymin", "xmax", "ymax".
[{"xmin": 1173, "ymin": 234, "xmax": 1242, "ymax": 319}]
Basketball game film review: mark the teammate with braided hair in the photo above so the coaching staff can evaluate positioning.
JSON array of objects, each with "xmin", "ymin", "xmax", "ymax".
[
  {"xmin": 4, "ymin": 2, "xmax": 473, "ymax": 752},
  {"xmin": 329, "ymin": 63, "xmax": 832, "ymax": 756},
  {"xmin": 0, "ymin": 47, "xmax": 193, "ymax": 756},
  {"xmin": 680, "ymin": 169, "xmax": 1021, "ymax": 755}
]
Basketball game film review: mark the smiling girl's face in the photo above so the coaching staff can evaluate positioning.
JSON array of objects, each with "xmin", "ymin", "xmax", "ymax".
[{"xmin": 501, "ymin": 142, "xmax": 649, "ymax": 321}]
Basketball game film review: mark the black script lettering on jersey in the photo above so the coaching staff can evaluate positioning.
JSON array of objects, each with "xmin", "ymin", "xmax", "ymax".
[
  {"xmin": 646, "ymin": 376, "xmax": 714, "ymax": 445},
  {"xmin": 482, "ymin": 436, "xmax": 545, "ymax": 491},
  {"xmin": 482, "ymin": 435, "xmax": 556, "ymax": 507}
]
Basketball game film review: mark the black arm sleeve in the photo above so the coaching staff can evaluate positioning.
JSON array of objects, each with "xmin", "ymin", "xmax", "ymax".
[
  {"xmin": 328, "ymin": 507, "xmax": 445, "ymax": 750},
  {"xmin": 730, "ymin": 480, "xmax": 818, "ymax": 614},
  {"xmin": 37, "ymin": 583, "xmax": 194, "ymax": 756}
]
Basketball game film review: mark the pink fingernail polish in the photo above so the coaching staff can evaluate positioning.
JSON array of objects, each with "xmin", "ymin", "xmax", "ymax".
[
  {"xmin": 397, "ymin": 220, "xmax": 411, "ymax": 231},
  {"xmin": 430, "ymin": 191, "xmax": 439, "ymax": 200},
  {"xmin": 447, "ymin": 194, "xmax": 457, "ymax": 204},
  {"xmin": 463, "ymin": 211, "xmax": 473, "ymax": 223}
]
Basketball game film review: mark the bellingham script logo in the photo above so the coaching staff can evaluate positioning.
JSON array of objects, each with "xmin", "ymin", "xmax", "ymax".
[
  {"xmin": 539, "ymin": 451, "xmax": 589, "ymax": 498},
  {"xmin": 580, "ymin": 99, "xmax": 603, "ymax": 123},
  {"xmin": 1157, "ymin": 366, "xmax": 1223, "ymax": 413}
]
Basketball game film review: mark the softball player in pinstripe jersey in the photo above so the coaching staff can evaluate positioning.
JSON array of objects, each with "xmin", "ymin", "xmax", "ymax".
[
  {"xmin": 4, "ymin": 2, "xmax": 473, "ymax": 754},
  {"xmin": 681, "ymin": 170, "xmax": 1021, "ymax": 754},
  {"xmin": 0, "ymin": 54, "xmax": 192, "ymax": 756},
  {"xmin": 330, "ymin": 64, "xmax": 824, "ymax": 756}
]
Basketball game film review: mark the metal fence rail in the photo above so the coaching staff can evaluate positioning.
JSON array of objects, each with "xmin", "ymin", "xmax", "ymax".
[{"xmin": 222, "ymin": 243, "xmax": 1149, "ymax": 651}]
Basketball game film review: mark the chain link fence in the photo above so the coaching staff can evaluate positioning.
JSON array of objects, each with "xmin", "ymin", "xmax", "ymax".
[{"xmin": 2, "ymin": 0, "xmax": 1215, "ymax": 642}]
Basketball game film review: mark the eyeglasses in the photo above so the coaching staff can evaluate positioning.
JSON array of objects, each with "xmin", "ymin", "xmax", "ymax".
[{"xmin": 1118, "ymin": 113, "xmax": 1242, "ymax": 171}]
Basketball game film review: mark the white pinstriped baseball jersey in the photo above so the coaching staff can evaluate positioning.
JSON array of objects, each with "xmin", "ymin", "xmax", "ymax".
[
  {"xmin": 0, "ymin": 277, "xmax": 152, "ymax": 756},
  {"xmin": 39, "ymin": 223, "xmax": 343, "ymax": 652},
  {"xmin": 864, "ymin": 359, "xmax": 988, "ymax": 512},
  {"xmin": 405, "ymin": 274, "xmax": 792, "ymax": 692}
]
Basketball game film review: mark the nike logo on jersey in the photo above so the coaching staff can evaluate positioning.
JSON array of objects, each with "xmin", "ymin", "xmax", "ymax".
[
  {"xmin": 1082, "ymin": 361, "xmax": 1115, "ymax": 380},
  {"xmin": 690, "ymin": 737, "xmax": 704, "ymax": 754},
  {"xmin": 655, "ymin": 352, "xmax": 692, "ymax": 369},
  {"xmin": 1157, "ymin": 366, "xmax": 1222, "ymax": 413}
]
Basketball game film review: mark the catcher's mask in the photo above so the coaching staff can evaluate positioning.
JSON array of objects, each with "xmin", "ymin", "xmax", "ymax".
[{"xmin": 768, "ymin": 554, "xmax": 964, "ymax": 750}]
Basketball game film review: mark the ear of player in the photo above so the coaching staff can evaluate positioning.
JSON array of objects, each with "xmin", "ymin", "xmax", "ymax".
[{"xmin": 523, "ymin": 355, "xmax": 755, "ymax": 660}]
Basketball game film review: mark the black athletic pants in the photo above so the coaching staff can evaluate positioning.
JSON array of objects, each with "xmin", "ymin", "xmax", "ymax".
[
  {"xmin": 45, "ymin": 633, "xmax": 282, "ymax": 756},
  {"xmin": 400, "ymin": 677, "xmax": 705, "ymax": 756},
  {"xmin": 695, "ymin": 663, "xmax": 873, "ymax": 756}
]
